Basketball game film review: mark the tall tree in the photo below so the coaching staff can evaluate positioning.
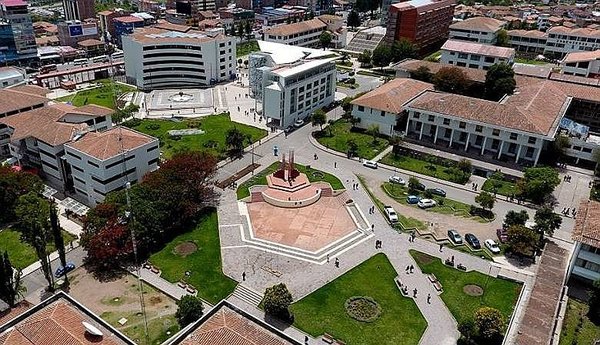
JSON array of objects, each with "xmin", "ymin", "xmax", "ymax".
[
  {"xmin": 0, "ymin": 167, "xmax": 43, "ymax": 223},
  {"xmin": 263, "ymin": 283, "xmax": 293, "ymax": 321},
  {"xmin": 237, "ymin": 21, "xmax": 245, "ymax": 41},
  {"xmin": 485, "ymin": 63, "xmax": 516, "ymax": 100},
  {"xmin": 372, "ymin": 44, "xmax": 392, "ymax": 68},
  {"xmin": 517, "ymin": 167, "xmax": 560, "ymax": 204},
  {"xmin": 391, "ymin": 39, "xmax": 416, "ymax": 63},
  {"xmin": 83, "ymin": 220, "xmax": 133, "ymax": 273},
  {"xmin": 495, "ymin": 29, "xmax": 509, "ymax": 47},
  {"xmin": 244, "ymin": 20, "xmax": 252, "ymax": 40},
  {"xmin": 311, "ymin": 109, "xmax": 327, "ymax": 130},
  {"xmin": 475, "ymin": 191, "xmax": 495, "ymax": 212},
  {"xmin": 0, "ymin": 252, "xmax": 23, "ymax": 307},
  {"xmin": 475, "ymin": 307, "xmax": 505, "ymax": 342},
  {"xmin": 319, "ymin": 31, "xmax": 333, "ymax": 49},
  {"xmin": 507, "ymin": 224, "xmax": 538, "ymax": 257},
  {"xmin": 412, "ymin": 66, "xmax": 433, "ymax": 83},
  {"xmin": 175, "ymin": 295, "xmax": 204, "ymax": 327},
  {"xmin": 433, "ymin": 67, "xmax": 471, "ymax": 94},
  {"xmin": 14, "ymin": 192, "xmax": 53, "ymax": 291},
  {"xmin": 589, "ymin": 278, "xmax": 600, "ymax": 322},
  {"xmin": 533, "ymin": 206, "xmax": 562, "ymax": 244},
  {"xmin": 357, "ymin": 49, "xmax": 372, "ymax": 67},
  {"xmin": 503, "ymin": 210, "xmax": 529, "ymax": 229},
  {"xmin": 50, "ymin": 202, "xmax": 68, "ymax": 284},
  {"xmin": 347, "ymin": 10, "xmax": 361, "ymax": 29},
  {"xmin": 225, "ymin": 127, "xmax": 250, "ymax": 159}
]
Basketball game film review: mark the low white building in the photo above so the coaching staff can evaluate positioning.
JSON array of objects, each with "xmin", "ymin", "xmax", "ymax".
[
  {"xmin": 0, "ymin": 67, "xmax": 25, "ymax": 88},
  {"xmin": 570, "ymin": 199, "xmax": 600, "ymax": 283},
  {"xmin": 440, "ymin": 39, "xmax": 515, "ymax": 70},
  {"xmin": 449, "ymin": 17, "xmax": 506, "ymax": 45},
  {"xmin": 507, "ymin": 29, "xmax": 548, "ymax": 54},
  {"xmin": 350, "ymin": 78, "xmax": 433, "ymax": 136},
  {"xmin": 123, "ymin": 26, "xmax": 236, "ymax": 90},
  {"xmin": 545, "ymin": 26, "xmax": 600, "ymax": 58},
  {"xmin": 560, "ymin": 50, "xmax": 600, "ymax": 78},
  {"xmin": 64, "ymin": 126, "xmax": 159, "ymax": 206},
  {"xmin": 262, "ymin": 18, "xmax": 327, "ymax": 48},
  {"xmin": 249, "ymin": 41, "xmax": 336, "ymax": 129}
]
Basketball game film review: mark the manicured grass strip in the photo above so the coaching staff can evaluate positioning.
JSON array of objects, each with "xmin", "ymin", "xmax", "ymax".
[
  {"xmin": 410, "ymin": 250, "xmax": 521, "ymax": 325},
  {"xmin": 125, "ymin": 115, "xmax": 267, "ymax": 159},
  {"xmin": 291, "ymin": 253, "xmax": 427, "ymax": 344},
  {"xmin": 236, "ymin": 40, "xmax": 259, "ymax": 57},
  {"xmin": 315, "ymin": 120, "xmax": 389, "ymax": 160},
  {"xmin": 56, "ymin": 79, "xmax": 136, "ymax": 109},
  {"xmin": 149, "ymin": 209, "xmax": 237, "ymax": 304},
  {"xmin": 236, "ymin": 162, "xmax": 345, "ymax": 200},
  {"xmin": 0, "ymin": 228, "xmax": 77, "ymax": 269},
  {"xmin": 357, "ymin": 176, "xmax": 427, "ymax": 231},
  {"xmin": 380, "ymin": 153, "xmax": 469, "ymax": 184},
  {"xmin": 514, "ymin": 57, "xmax": 548, "ymax": 65},
  {"xmin": 559, "ymin": 298, "xmax": 600, "ymax": 345},
  {"xmin": 482, "ymin": 178, "xmax": 517, "ymax": 197},
  {"xmin": 382, "ymin": 182, "xmax": 493, "ymax": 223}
]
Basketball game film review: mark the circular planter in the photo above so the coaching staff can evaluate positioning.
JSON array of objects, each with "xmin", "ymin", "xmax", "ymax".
[{"xmin": 344, "ymin": 296, "xmax": 382, "ymax": 323}]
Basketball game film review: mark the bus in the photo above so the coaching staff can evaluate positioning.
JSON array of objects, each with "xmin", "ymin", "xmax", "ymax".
[
  {"xmin": 111, "ymin": 51, "xmax": 124, "ymax": 59},
  {"xmin": 91, "ymin": 55, "xmax": 108, "ymax": 63},
  {"xmin": 73, "ymin": 58, "xmax": 87, "ymax": 66},
  {"xmin": 40, "ymin": 64, "xmax": 57, "ymax": 74}
]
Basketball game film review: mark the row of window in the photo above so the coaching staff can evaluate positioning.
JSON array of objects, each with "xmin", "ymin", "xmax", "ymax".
[{"xmin": 575, "ymin": 258, "xmax": 600, "ymax": 274}]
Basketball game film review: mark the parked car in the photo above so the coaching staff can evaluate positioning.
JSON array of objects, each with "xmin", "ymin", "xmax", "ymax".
[
  {"xmin": 293, "ymin": 119, "xmax": 304, "ymax": 128},
  {"xmin": 484, "ymin": 239, "xmax": 501, "ymax": 254},
  {"xmin": 363, "ymin": 160, "xmax": 378, "ymax": 169},
  {"xmin": 54, "ymin": 262, "xmax": 76, "ymax": 278},
  {"xmin": 448, "ymin": 229, "xmax": 462, "ymax": 244},
  {"xmin": 284, "ymin": 126, "xmax": 293, "ymax": 133},
  {"xmin": 413, "ymin": 182, "xmax": 426, "ymax": 191},
  {"xmin": 427, "ymin": 188, "xmax": 446, "ymax": 197},
  {"xmin": 406, "ymin": 195, "xmax": 420, "ymax": 204},
  {"xmin": 465, "ymin": 233, "xmax": 481, "ymax": 249},
  {"xmin": 389, "ymin": 175, "xmax": 405, "ymax": 185},
  {"xmin": 384, "ymin": 206, "xmax": 398, "ymax": 223},
  {"xmin": 496, "ymin": 228, "xmax": 508, "ymax": 243},
  {"xmin": 417, "ymin": 198, "xmax": 436, "ymax": 209}
]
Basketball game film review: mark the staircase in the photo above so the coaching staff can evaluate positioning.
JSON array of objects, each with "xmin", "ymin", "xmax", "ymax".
[
  {"xmin": 232, "ymin": 284, "xmax": 264, "ymax": 307},
  {"xmin": 345, "ymin": 28, "xmax": 386, "ymax": 54}
]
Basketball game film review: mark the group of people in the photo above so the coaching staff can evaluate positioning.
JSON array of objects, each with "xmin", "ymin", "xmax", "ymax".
[
  {"xmin": 562, "ymin": 207, "xmax": 577, "ymax": 218},
  {"xmin": 563, "ymin": 175, "xmax": 573, "ymax": 183},
  {"xmin": 471, "ymin": 182, "xmax": 479, "ymax": 191}
]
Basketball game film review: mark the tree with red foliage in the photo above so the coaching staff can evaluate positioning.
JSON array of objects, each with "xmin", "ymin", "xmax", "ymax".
[{"xmin": 83, "ymin": 220, "xmax": 133, "ymax": 275}]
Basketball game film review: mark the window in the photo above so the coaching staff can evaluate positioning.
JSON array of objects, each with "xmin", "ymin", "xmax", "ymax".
[
  {"xmin": 475, "ymin": 125, "xmax": 482, "ymax": 133},
  {"xmin": 148, "ymin": 157, "xmax": 159, "ymax": 165},
  {"xmin": 381, "ymin": 111, "xmax": 386, "ymax": 117},
  {"xmin": 459, "ymin": 122, "xmax": 466, "ymax": 129},
  {"xmin": 358, "ymin": 105, "xmax": 365, "ymax": 112},
  {"xmin": 459, "ymin": 132, "xmax": 467, "ymax": 142},
  {"xmin": 147, "ymin": 145, "xmax": 158, "ymax": 152},
  {"xmin": 582, "ymin": 147, "xmax": 592, "ymax": 153},
  {"xmin": 428, "ymin": 115, "xmax": 434, "ymax": 122},
  {"xmin": 475, "ymin": 135, "xmax": 483, "ymax": 146},
  {"xmin": 484, "ymin": 56, "xmax": 495, "ymax": 63},
  {"xmin": 443, "ymin": 118, "xmax": 450, "ymax": 126},
  {"xmin": 525, "ymin": 147, "xmax": 534, "ymax": 158},
  {"xmin": 444, "ymin": 128, "xmax": 452, "ymax": 138},
  {"xmin": 510, "ymin": 133, "xmax": 518, "ymax": 140},
  {"xmin": 528, "ymin": 136, "xmax": 537, "ymax": 144},
  {"xmin": 573, "ymin": 146, "xmax": 582, "ymax": 151},
  {"xmin": 508, "ymin": 143, "xmax": 516, "ymax": 154},
  {"xmin": 415, "ymin": 122, "xmax": 422, "ymax": 131},
  {"xmin": 88, "ymin": 160, "xmax": 99, "ymax": 168},
  {"xmin": 491, "ymin": 139, "xmax": 500, "ymax": 150},
  {"xmin": 492, "ymin": 129, "xmax": 500, "ymax": 136},
  {"xmin": 413, "ymin": 112, "xmax": 420, "ymax": 119}
]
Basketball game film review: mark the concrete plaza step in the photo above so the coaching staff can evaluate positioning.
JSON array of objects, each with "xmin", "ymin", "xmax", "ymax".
[{"xmin": 232, "ymin": 284, "xmax": 264, "ymax": 307}]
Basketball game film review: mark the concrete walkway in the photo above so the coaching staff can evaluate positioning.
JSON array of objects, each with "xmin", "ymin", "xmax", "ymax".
[{"xmin": 129, "ymin": 266, "xmax": 196, "ymax": 301}]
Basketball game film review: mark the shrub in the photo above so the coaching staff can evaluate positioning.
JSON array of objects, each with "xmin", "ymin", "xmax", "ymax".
[
  {"xmin": 146, "ymin": 123, "xmax": 160, "ymax": 131},
  {"xmin": 349, "ymin": 71, "xmax": 355, "ymax": 76},
  {"xmin": 347, "ymin": 77, "xmax": 356, "ymax": 84}
]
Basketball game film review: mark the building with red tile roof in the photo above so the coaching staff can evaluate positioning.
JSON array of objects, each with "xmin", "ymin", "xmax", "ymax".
[{"xmin": 570, "ymin": 199, "xmax": 600, "ymax": 283}]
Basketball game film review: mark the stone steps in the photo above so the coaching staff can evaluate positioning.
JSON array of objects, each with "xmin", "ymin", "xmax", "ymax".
[{"xmin": 232, "ymin": 284, "xmax": 263, "ymax": 307}]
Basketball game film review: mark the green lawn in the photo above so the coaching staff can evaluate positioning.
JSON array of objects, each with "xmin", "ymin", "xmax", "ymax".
[
  {"xmin": 291, "ymin": 254, "xmax": 427, "ymax": 344},
  {"xmin": 357, "ymin": 176, "xmax": 427, "ymax": 231},
  {"xmin": 514, "ymin": 57, "xmax": 548, "ymax": 65},
  {"xmin": 380, "ymin": 152, "xmax": 470, "ymax": 184},
  {"xmin": 559, "ymin": 298, "xmax": 600, "ymax": 345},
  {"xmin": 236, "ymin": 162, "xmax": 345, "ymax": 199},
  {"xmin": 125, "ymin": 115, "xmax": 267, "ymax": 159},
  {"xmin": 315, "ymin": 120, "xmax": 389, "ymax": 160},
  {"xmin": 148, "ymin": 209, "xmax": 237, "ymax": 304},
  {"xmin": 336, "ymin": 81, "xmax": 359, "ymax": 89},
  {"xmin": 56, "ymin": 79, "xmax": 136, "ymax": 109},
  {"xmin": 410, "ymin": 250, "xmax": 521, "ymax": 325},
  {"xmin": 482, "ymin": 178, "xmax": 517, "ymax": 197},
  {"xmin": 0, "ymin": 228, "xmax": 77, "ymax": 269},
  {"xmin": 382, "ymin": 182, "xmax": 493, "ymax": 223},
  {"xmin": 237, "ymin": 40, "xmax": 259, "ymax": 57}
]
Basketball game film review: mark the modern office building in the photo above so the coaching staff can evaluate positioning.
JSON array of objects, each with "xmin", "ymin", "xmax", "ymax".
[
  {"xmin": 262, "ymin": 18, "xmax": 327, "ymax": 48},
  {"xmin": 381, "ymin": 0, "xmax": 400, "ymax": 26},
  {"xmin": 64, "ymin": 126, "xmax": 159, "ymax": 206},
  {"xmin": 57, "ymin": 20, "xmax": 100, "ymax": 47},
  {"xmin": 0, "ymin": 0, "xmax": 37, "ymax": 64},
  {"xmin": 560, "ymin": 50, "xmax": 600, "ymax": 78},
  {"xmin": 440, "ymin": 39, "xmax": 515, "ymax": 70},
  {"xmin": 62, "ymin": 0, "xmax": 95, "ymax": 21},
  {"xmin": 122, "ymin": 26, "xmax": 236, "ymax": 90},
  {"xmin": 113, "ymin": 15, "xmax": 144, "ymax": 46},
  {"xmin": 384, "ymin": 0, "xmax": 455, "ymax": 55},
  {"xmin": 249, "ymin": 41, "xmax": 336, "ymax": 129},
  {"xmin": 448, "ymin": 17, "xmax": 506, "ymax": 45},
  {"xmin": 570, "ymin": 199, "xmax": 600, "ymax": 284}
]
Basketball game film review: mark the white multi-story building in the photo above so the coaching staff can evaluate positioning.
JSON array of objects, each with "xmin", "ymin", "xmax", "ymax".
[
  {"xmin": 249, "ymin": 41, "xmax": 336, "ymax": 129},
  {"xmin": 0, "ymin": 67, "xmax": 25, "ymax": 88},
  {"xmin": 507, "ymin": 29, "xmax": 548, "ymax": 54},
  {"xmin": 64, "ymin": 126, "xmax": 159, "ymax": 206},
  {"xmin": 545, "ymin": 26, "xmax": 600, "ymax": 58},
  {"xmin": 448, "ymin": 17, "xmax": 506, "ymax": 45},
  {"xmin": 317, "ymin": 14, "xmax": 347, "ymax": 49},
  {"xmin": 262, "ymin": 18, "xmax": 327, "ymax": 48},
  {"xmin": 570, "ymin": 199, "xmax": 600, "ymax": 283},
  {"xmin": 351, "ymin": 78, "xmax": 433, "ymax": 136},
  {"xmin": 560, "ymin": 50, "xmax": 600, "ymax": 78},
  {"xmin": 440, "ymin": 39, "xmax": 515, "ymax": 70},
  {"xmin": 123, "ymin": 26, "xmax": 236, "ymax": 90}
]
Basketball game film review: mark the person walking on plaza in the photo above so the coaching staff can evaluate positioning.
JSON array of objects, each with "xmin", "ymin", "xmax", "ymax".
[
  {"xmin": 335, "ymin": 258, "xmax": 339, "ymax": 268},
  {"xmin": 413, "ymin": 288, "xmax": 418, "ymax": 298},
  {"xmin": 427, "ymin": 293, "xmax": 431, "ymax": 304},
  {"xmin": 409, "ymin": 265, "xmax": 414, "ymax": 273}
]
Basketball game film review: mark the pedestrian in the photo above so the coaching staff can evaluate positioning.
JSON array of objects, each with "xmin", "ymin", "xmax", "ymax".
[
  {"xmin": 327, "ymin": 254, "xmax": 330, "ymax": 263},
  {"xmin": 334, "ymin": 162, "xmax": 337, "ymax": 168},
  {"xmin": 410, "ymin": 265, "xmax": 414, "ymax": 273},
  {"xmin": 371, "ymin": 224, "xmax": 375, "ymax": 231},
  {"xmin": 439, "ymin": 243, "xmax": 443, "ymax": 252},
  {"xmin": 305, "ymin": 335, "xmax": 309, "ymax": 345},
  {"xmin": 242, "ymin": 271, "xmax": 246, "ymax": 281},
  {"xmin": 335, "ymin": 258, "xmax": 339, "ymax": 268},
  {"xmin": 405, "ymin": 265, "xmax": 410, "ymax": 273},
  {"xmin": 427, "ymin": 293, "xmax": 431, "ymax": 304},
  {"xmin": 375, "ymin": 240, "xmax": 378, "ymax": 249},
  {"xmin": 413, "ymin": 288, "xmax": 418, "ymax": 298},
  {"xmin": 566, "ymin": 207, "xmax": 570, "ymax": 215}
]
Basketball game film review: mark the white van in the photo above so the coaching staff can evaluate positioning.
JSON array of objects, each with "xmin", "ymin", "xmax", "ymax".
[{"xmin": 73, "ymin": 58, "xmax": 87, "ymax": 66}]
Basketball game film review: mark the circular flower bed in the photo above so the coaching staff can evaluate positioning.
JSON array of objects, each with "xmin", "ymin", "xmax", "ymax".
[
  {"xmin": 344, "ymin": 296, "xmax": 382, "ymax": 323},
  {"xmin": 463, "ymin": 284, "xmax": 484, "ymax": 296}
]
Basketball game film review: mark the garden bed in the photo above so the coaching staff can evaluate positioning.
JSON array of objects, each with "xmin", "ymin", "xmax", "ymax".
[
  {"xmin": 380, "ymin": 149, "xmax": 471, "ymax": 184},
  {"xmin": 314, "ymin": 120, "xmax": 389, "ymax": 160}
]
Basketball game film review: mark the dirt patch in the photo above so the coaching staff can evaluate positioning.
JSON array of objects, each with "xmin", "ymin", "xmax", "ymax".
[
  {"xmin": 463, "ymin": 284, "xmax": 484, "ymax": 296},
  {"xmin": 173, "ymin": 241, "xmax": 198, "ymax": 257},
  {"xmin": 148, "ymin": 296, "xmax": 163, "ymax": 306},
  {"xmin": 412, "ymin": 251, "xmax": 435, "ymax": 265}
]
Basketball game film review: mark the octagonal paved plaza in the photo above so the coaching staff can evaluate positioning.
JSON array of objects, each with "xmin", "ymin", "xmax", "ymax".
[{"xmin": 246, "ymin": 192, "xmax": 357, "ymax": 252}]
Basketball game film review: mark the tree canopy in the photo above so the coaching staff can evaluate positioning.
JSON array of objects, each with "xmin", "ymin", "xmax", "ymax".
[
  {"xmin": 263, "ymin": 283, "xmax": 293, "ymax": 321},
  {"xmin": 412, "ymin": 66, "xmax": 433, "ymax": 83},
  {"xmin": 507, "ymin": 224, "xmax": 538, "ymax": 257},
  {"xmin": 475, "ymin": 307, "xmax": 505, "ymax": 342},
  {"xmin": 433, "ymin": 67, "xmax": 471, "ymax": 94},
  {"xmin": 485, "ymin": 63, "xmax": 516, "ymax": 100},
  {"xmin": 319, "ymin": 31, "xmax": 332, "ymax": 49},
  {"xmin": 311, "ymin": 109, "xmax": 327, "ymax": 130},
  {"xmin": 475, "ymin": 191, "xmax": 495, "ymax": 211},
  {"xmin": 533, "ymin": 206, "xmax": 562, "ymax": 241},
  {"xmin": 358, "ymin": 49, "xmax": 372, "ymax": 66},
  {"xmin": 0, "ymin": 167, "xmax": 43, "ymax": 223},
  {"xmin": 225, "ymin": 127, "xmax": 250, "ymax": 159},
  {"xmin": 517, "ymin": 167, "xmax": 560, "ymax": 204},
  {"xmin": 503, "ymin": 210, "xmax": 529, "ymax": 229},
  {"xmin": 175, "ymin": 295, "xmax": 204, "ymax": 327},
  {"xmin": 347, "ymin": 10, "xmax": 361, "ymax": 28},
  {"xmin": 372, "ymin": 45, "xmax": 392, "ymax": 68},
  {"xmin": 589, "ymin": 279, "xmax": 600, "ymax": 322}
]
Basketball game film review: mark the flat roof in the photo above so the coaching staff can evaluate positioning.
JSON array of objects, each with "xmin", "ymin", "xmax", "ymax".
[
  {"xmin": 0, "ymin": 67, "xmax": 23, "ymax": 80},
  {"xmin": 255, "ymin": 40, "xmax": 333, "ymax": 64},
  {"xmin": 442, "ymin": 39, "xmax": 515, "ymax": 59},
  {"xmin": 272, "ymin": 58, "xmax": 334, "ymax": 78}
]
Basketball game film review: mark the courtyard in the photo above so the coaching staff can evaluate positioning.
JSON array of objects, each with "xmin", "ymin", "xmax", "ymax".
[
  {"xmin": 143, "ymin": 89, "xmax": 216, "ymax": 118},
  {"xmin": 56, "ymin": 79, "xmax": 136, "ymax": 109},
  {"xmin": 68, "ymin": 268, "xmax": 180, "ymax": 345}
]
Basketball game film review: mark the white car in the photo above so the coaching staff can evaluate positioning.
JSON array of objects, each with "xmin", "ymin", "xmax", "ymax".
[
  {"xmin": 293, "ymin": 119, "xmax": 304, "ymax": 128},
  {"xmin": 363, "ymin": 160, "xmax": 378, "ymax": 169},
  {"xmin": 484, "ymin": 239, "xmax": 501, "ymax": 254},
  {"xmin": 383, "ymin": 206, "xmax": 398, "ymax": 223},
  {"xmin": 417, "ymin": 199, "xmax": 436, "ymax": 209},
  {"xmin": 389, "ymin": 175, "xmax": 405, "ymax": 185}
]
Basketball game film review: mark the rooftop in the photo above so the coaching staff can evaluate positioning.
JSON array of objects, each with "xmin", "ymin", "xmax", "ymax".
[
  {"xmin": 0, "ymin": 66, "xmax": 23, "ymax": 80},
  {"xmin": 114, "ymin": 15, "xmax": 144, "ymax": 23},
  {"xmin": 170, "ymin": 301, "xmax": 301, "ymax": 345},
  {"xmin": 441, "ymin": 39, "xmax": 515, "ymax": 59},
  {"xmin": 255, "ymin": 40, "xmax": 333, "ymax": 64},
  {"xmin": 263, "ymin": 18, "xmax": 326, "ymax": 37},
  {"xmin": 0, "ymin": 292, "xmax": 134, "ymax": 345},
  {"xmin": 351, "ymin": 78, "xmax": 434, "ymax": 114},
  {"xmin": 548, "ymin": 25, "xmax": 600, "ymax": 38},
  {"xmin": 0, "ymin": 88, "xmax": 47, "ymax": 115},
  {"xmin": 271, "ymin": 58, "xmax": 335, "ymax": 78},
  {"xmin": 573, "ymin": 199, "xmax": 600, "ymax": 248},
  {"xmin": 507, "ymin": 29, "xmax": 548, "ymax": 39},
  {"xmin": 66, "ymin": 126, "xmax": 156, "ymax": 160},
  {"xmin": 391, "ymin": 0, "xmax": 456, "ymax": 13},
  {"xmin": 125, "ymin": 27, "xmax": 225, "ymax": 44},
  {"xmin": 562, "ymin": 49, "xmax": 600, "ymax": 64},
  {"xmin": 512, "ymin": 63, "xmax": 553, "ymax": 79},
  {"xmin": 77, "ymin": 38, "xmax": 104, "ymax": 47},
  {"xmin": 450, "ymin": 16, "xmax": 506, "ymax": 32},
  {"xmin": 393, "ymin": 59, "xmax": 488, "ymax": 83}
]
